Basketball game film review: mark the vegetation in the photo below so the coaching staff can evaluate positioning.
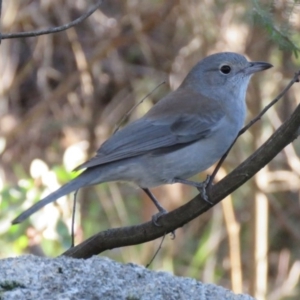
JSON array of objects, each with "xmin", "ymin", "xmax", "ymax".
[{"xmin": 0, "ymin": 1, "xmax": 300, "ymax": 299}]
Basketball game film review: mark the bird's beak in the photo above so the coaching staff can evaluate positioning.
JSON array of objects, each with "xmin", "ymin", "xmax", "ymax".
[{"xmin": 246, "ymin": 61, "xmax": 273, "ymax": 75}]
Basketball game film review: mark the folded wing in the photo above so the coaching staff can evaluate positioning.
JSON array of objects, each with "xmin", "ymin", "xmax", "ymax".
[{"xmin": 74, "ymin": 109, "xmax": 225, "ymax": 171}]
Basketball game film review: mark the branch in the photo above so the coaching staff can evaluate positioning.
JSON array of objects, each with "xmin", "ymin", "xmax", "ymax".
[
  {"xmin": 63, "ymin": 72, "xmax": 300, "ymax": 259},
  {"xmin": 0, "ymin": 1, "xmax": 103, "ymax": 39}
]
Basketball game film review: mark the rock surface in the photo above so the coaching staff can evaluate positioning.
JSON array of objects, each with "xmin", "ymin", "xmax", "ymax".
[{"xmin": 0, "ymin": 255, "xmax": 254, "ymax": 300}]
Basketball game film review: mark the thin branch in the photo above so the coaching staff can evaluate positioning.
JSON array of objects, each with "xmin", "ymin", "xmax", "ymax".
[
  {"xmin": 145, "ymin": 233, "xmax": 166, "ymax": 268},
  {"xmin": 62, "ymin": 71, "xmax": 300, "ymax": 259},
  {"xmin": 114, "ymin": 81, "xmax": 165, "ymax": 134},
  {"xmin": 71, "ymin": 190, "xmax": 79, "ymax": 248},
  {"xmin": 1, "ymin": 2, "xmax": 177, "ymax": 155},
  {"xmin": 241, "ymin": 71, "xmax": 300, "ymax": 133},
  {"xmin": 1, "ymin": 1, "xmax": 103, "ymax": 40},
  {"xmin": 208, "ymin": 70, "xmax": 300, "ymax": 187}
]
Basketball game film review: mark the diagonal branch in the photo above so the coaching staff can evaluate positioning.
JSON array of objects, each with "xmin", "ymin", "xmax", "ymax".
[
  {"xmin": 63, "ymin": 72, "xmax": 300, "ymax": 259},
  {"xmin": 1, "ymin": 1, "xmax": 103, "ymax": 39}
]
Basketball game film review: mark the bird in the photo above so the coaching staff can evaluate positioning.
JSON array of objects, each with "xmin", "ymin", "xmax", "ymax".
[{"xmin": 12, "ymin": 52, "xmax": 272, "ymax": 225}]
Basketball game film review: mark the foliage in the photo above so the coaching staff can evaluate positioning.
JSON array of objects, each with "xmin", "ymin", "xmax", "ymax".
[{"xmin": 252, "ymin": 0, "xmax": 300, "ymax": 57}]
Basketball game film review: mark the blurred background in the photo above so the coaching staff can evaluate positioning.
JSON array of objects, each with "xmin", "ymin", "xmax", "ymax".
[{"xmin": 0, "ymin": 0, "xmax": 300, "ymax": 299}]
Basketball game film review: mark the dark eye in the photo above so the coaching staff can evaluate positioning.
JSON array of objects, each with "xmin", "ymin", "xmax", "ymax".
[{"xmin": 220, "ymin": 65, "xmax": 231, "ymax": 74}]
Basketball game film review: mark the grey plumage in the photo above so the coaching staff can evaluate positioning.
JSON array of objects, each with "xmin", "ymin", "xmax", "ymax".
[{"xmin": 12, "ymin": 52, "xmax": 272, "ymax": 224}]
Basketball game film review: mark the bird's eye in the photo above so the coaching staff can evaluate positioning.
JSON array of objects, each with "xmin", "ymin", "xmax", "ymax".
[{"xmin": 220, "ymin": 65, "xmax": 231, "ymax": 74}]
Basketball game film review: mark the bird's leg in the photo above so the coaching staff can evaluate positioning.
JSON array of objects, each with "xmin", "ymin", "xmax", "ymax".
[
  {"xmin": 142, "ymin": 188, "xmax": 176, "ymax": 239},
  {"xmin": 142, "ymin": 188, "xmax": 168, "ymax": 225},
  {"xmin": 173, "ymin": 175, "xmax": 213, "ymax": 205}
]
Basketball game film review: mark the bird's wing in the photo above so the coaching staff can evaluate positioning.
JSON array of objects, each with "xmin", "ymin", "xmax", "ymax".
[{"xmin": 74, "ymin": 110, "xmax": 225, "ymax": 170}]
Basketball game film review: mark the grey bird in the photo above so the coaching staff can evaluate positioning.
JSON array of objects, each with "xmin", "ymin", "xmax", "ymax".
[{"xmin": 12, "ymin": 52, "xmax": 272, "ymax": 225}]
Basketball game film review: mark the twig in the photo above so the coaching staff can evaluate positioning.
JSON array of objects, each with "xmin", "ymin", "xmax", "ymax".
[
  {"xmin": 113, "ymin": 81, "xmax": 165, "ymax": 134},
  {"xmin": 145, "ymin": 233, "xmax": 166, "ymax": 268},
  {"xmin": 208, "ymin": 70, "xmax": 300, "ymax": 187},
  {"xmin": 1, "ymin": 1, "xmax": 103, "ymax": 39},
  {"xmin": 71, "ymin": 190, "xmax": 79, "ymax": 248}
]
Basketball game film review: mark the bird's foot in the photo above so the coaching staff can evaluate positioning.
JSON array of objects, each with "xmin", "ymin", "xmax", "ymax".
[
  {"xmin": 142, "ymin": 188, "xmax": 175, "ymax": 238},
  {"xmin": 173, "ymin": 175, "xmax": 213, "ymax": 205},
  {"xmin": 151, "ymin": 210, "xmax": 176, "ymax": 239},
  {"xmin": 151, "ymin": 208, "xmax": 168, "ymax": 226},
  {"xmin": 195, "ymin": 175, "xmax": 213, "ymax": 205}
]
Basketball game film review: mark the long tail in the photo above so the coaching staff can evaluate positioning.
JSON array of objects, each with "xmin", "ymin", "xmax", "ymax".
[{"xmin": 12, "ymin": 169, "xmax": 100, "ymax": 224}]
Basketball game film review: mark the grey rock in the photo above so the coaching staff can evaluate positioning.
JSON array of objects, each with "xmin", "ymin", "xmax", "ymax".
[{"xmin": 0, "ymin": 255, "xmax": 254, "ymax": 300}]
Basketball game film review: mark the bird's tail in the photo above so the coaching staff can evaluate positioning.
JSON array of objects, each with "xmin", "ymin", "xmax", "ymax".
[{"xmin": 11, "ymin": 169, "xmax": 99, "ymax": 224}]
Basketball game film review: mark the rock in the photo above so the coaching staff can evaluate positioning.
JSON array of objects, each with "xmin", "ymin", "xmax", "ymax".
[{"xmin": 0, "ymin": 255, "xmax": 254, "ymax": 300}]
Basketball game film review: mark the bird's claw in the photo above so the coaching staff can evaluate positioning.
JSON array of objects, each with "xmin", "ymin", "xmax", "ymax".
[
  {"xmin": 151, "ymin": 209, "xmax": 168, "ymax": 227},
  {"xmin": 151, "ymin": 210, "xmax": 176, "ymax": 239},
  {"xmin": 196, "ymin": 175, "xmax": 213, "ymax": 205}
]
